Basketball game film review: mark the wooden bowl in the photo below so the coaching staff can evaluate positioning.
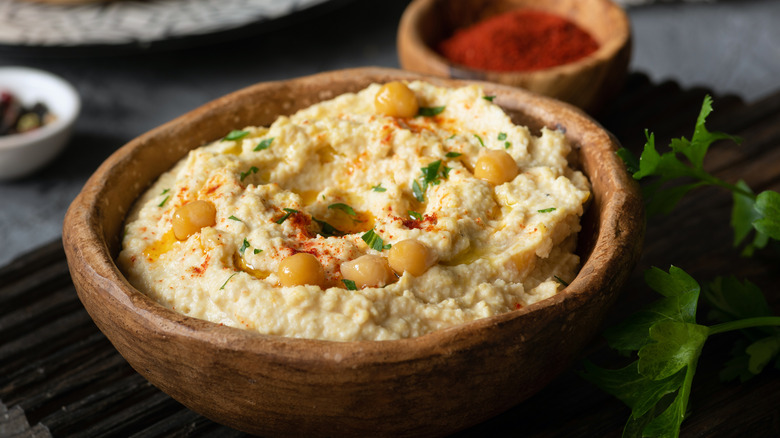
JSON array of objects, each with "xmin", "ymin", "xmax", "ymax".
[
  {"xmin": 63, "ymin": 67, "xmax": 643, "ymax": 437},
  {"xmin": 398, "ymin": 0, "xmax": 632, "ymax": 112}
]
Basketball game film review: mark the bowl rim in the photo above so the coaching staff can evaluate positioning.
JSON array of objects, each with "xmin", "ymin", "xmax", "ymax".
[
  {"xmin": 64, "ymin": 66, "xmax": 643, "ymax": 367},
  {"xmin": 399, "ymin": 0, "xmax": 632, "ymax": 77},
  {"xmin": 0, "ymin": 66, "xmax": 81, "ymax": 150}
]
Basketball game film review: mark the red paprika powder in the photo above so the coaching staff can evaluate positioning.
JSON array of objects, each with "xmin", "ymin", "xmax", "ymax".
[{"xmin": 438, "ymin": 9, "xmax": 599, "ymax": 72}]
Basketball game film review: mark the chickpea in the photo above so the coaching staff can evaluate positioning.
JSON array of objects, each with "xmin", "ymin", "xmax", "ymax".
[
  {"xmin": 474, "ymin": 149, "xmax": 519, "ymax": 185},
  {"xmin": 374, "ymin": 81, "xmax": 419, "ymax": 118},
  {"xmin": 341, "ymin": 254, "xmax": 395, "ymax": 289},
  {"xmin": 387, "ymin": 239, "xmax": 436, "ymax": 277},
  {"xmin": 278, "ymin": 253, "xmax": 326, "ymax": 287},
  {"xmin": 172, "ymin": 200, "xmax": 217, "ymax": 240}
]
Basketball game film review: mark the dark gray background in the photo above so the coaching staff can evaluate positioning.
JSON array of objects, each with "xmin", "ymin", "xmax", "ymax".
[{"xmin": 2, "ymin": 0, "xmax": 779, "ymax": 266}]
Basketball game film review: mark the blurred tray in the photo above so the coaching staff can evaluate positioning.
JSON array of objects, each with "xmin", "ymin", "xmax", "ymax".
[{"xmin": 2, "ymin": 72, "xmax": 779, "ymax": 437}]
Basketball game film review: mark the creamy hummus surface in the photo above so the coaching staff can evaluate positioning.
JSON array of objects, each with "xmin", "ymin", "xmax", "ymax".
[{"xmin": 118, "ymin": 81, "xmax": 590, "ymax": 341}]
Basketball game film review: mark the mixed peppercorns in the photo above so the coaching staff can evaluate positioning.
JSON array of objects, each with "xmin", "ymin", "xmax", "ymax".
[{"xmin": 1, "ymin": 90, "xmax": 54, "ymax": 136}]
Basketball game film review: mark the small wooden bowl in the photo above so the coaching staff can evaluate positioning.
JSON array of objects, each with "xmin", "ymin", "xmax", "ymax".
[
  {"xmin": 63, "ymin": 67, "xmax": 643, "ymax": 437},
  {"xmin": 398, "ymin": 0, "xmax": 632, "ymax": 112}
]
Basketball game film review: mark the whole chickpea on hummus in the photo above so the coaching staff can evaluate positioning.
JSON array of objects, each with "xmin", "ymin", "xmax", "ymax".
[{"xmin": 117, "ymin": 81, "xmax": 590, "ymax": 342}]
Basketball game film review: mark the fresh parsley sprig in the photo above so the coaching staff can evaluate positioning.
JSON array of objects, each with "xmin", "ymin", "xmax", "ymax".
[
  {"xmin": 582, "ymin": 267, "xmax": 780, "ymax": 438},
  {"xmin": 411, "ymin": 160, "xmax": 452, "ymax": 202},
  {"xmin": 617, "ymin": 95, "xmax": 780, "ymax": 255}
]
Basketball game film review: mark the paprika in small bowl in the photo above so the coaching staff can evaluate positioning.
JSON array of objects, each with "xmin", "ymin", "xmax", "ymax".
[{"xmin": 397, "ymin": 0, "xmax": 631, "ymax": 112}]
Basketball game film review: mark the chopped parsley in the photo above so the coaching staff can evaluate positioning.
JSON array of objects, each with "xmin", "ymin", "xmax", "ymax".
[
  {"xmin": 239, "ymin": 166, "xmax": 258, "ymax": 182},
  {"xmin": 239, "ymin": 238, "xmax": 251, "ymax": 255},
  {"xmin": 445, "ymin": 151, "xmax": 462, "ymax": 158},
  {"xmin": 161, "ymin": 188, "xmax": 170, "ymax": 195},
  {"xmin": 371, "ymin": 183, "xmax": 387, "ymax": 192},
  {"xmin": 219, "ymin": 273, "xmax": 238, "ymax": 290},
  {"xmin": 276, "ymin": 208, "xmax": 299, "ymax": 224},
  {"xmin": 497, "ymin": 132, "xmax": 507, "ymax": 141},
  {"xmin": 253, "ymin": 137, "xmax": 274, "ymax": 151},
  {"xmin": 224, "ymin": 130, "xmax": 249, "ymax": 141},
  {"xmin": 254, "ymin": 249, "xmax": 262, "ymax": 255},
  {"xmin": 228, "ymin": 215, "xmax": 242, "ymax": 222},
  {"xmin": 158, "ymin": 195, "xmax": 169, "ymax": 207},
  {"xmin": 328, "ymin": 203, "xmax": 356, "ymax": 216},
  {"xmin": 504, "ymin": 141, "xmax": 512, "ymax": 149},
  {"xmin": 313, "ymin": 218, "xmax": 343, "ymax": 237},
  {"xmin": 442, "ymin": 166, "xmax": 453, "ymax": 179},
  {"xmin": 362, "ymin": 229, "xmax": 391, "ymax": 251},
  {"xmin": 483, "ymin": 95, "xmax": 496, "ymax": 102},
  {"xmin": 417, "ymin": 106, "xmax": 446, "ymax": 117},
  {"xmin": 474, "ymin": 134, "xmax": 485, "ymax": 147},
  {"xmin": 538, "ymin": 207, "xmax": 557, "ymax": 213},
  {"xmin": 421, "ymin": 160, "xmax": 443, "ymax": 185},
  {"xmin": 342, "ymin": 279, "xmax": 358, "ymax": 290},
  {"xmin": 412, "ymin": 180, "xmax": 425, "ymax": 202},
  {"xmin": 408, "ymin": 210, "xmax": 423, "ymax": 221},
  {"xmin": 553, "ymin": 275, "xmax": 569, "ymax": 286},
  {"xmin": 446, "ymin": 134, "xmax": 456, "ymax": 140}
]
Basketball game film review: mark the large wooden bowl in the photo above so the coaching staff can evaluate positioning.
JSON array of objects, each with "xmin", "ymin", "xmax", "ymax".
[
  {"xmin": 398, "ymin": 0, "xmax": 632, "ymax": 112},
  {"xmin": 63, "ymin": 67, "xmax": 643, "ymax": 437}
]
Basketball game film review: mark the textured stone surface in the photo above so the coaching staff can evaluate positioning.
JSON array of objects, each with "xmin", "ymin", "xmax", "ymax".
[{"xmin": 1, "ymin": 0, "xmax": 779, "ymax": 267}]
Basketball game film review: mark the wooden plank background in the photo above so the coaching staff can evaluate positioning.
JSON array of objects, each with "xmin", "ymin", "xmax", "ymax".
[{"xmin": 1, "ymin": 73, "xmax": 778, "ymax": 437}]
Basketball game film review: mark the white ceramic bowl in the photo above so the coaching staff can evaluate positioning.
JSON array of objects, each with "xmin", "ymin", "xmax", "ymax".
[{"xmin": 0, "ymin": 66, "xmax": 80, "ymax": 180}]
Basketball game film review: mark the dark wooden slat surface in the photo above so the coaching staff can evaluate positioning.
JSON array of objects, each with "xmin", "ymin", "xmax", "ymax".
[{"xmin": 1, "ymin": 73, "xmax": 779, "ymax": 437}]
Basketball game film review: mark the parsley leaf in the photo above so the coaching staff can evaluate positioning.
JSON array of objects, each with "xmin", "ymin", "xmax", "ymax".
[
  {"xmin": 254, "ymin": 137, "xmax": 274, "ymax": 151},
  {"xmin": 498, "ymin": 132, "xmax": 507, "ymax": 141},
  {"xmin": 239, "ymin": 238, "xmax": 251, "ymax": 255},
  {"xmin": 483, "ymin": 95, "xmax": 495, "ymax": 102},
  {"xmin": 253, "ymin": 249, "xmax": 262, "ymax": 255},
  {"xmin": 474, "ymin": 134, "xmax": 485, "ymax": 147},
  {"xmin": 362, "ymin": 229, "xmax": 391, "ymax": 251},
  {"xmin": 161, "ymin": 188, "xmax": 170, "ymax": 195},
  {"xmin": 158, "ymin": 195, "xmax": 169, "ymax": 207},
  {"xmin": 224, "ymin": 130, "xmax": 249, "ymax": 141},
  {"xmin": 228, "ymin": 215, "xmax": 242, "ymax": 222},
  {"xmin": 371, "ymin": 183, "xmax": 387, "ymax": 192},
  {"xmin": 276, "ymin": 208, "xmax": 299, "ymax": 224},
  {"xmin": 537, "ymin": 207, "xmax": 556, "ymax": 213},
  {"xmin": 504, "ymin": 141, "xmax": 512, "ymax": 149},
  {"xmin": 408, "ymin": 210, "xmax": 423, "ymax": 221},
  {"xmin": 412, "ymin": 180, "xmax": 425, "ymax": 203},
  {"xmin": 342, "ymin": 279, "xmax": 358, "ymax": 290},
  {"xmin": 445, "ymin": 151, "xmax": 462, "ymax": 158},
  {"xmin": 421, "ymin": 160, "xmax": 442, "ymax": 185},
  {"xmin": 219, "ymin": 273, "xmax": 238, "ymax": 290},
  {"xmin": 417, "ymin": 106, "xmax": 445, "ymax": 117},
  {"xmin": 313, "ymin": 218, "xmax": 343, "ymax": 237},
  {"xmin": 239, "ymin": 166, "xmax": 258, "ymax": 182},
  {"xmin": 328, "ymin": 203, "xmax": 356, "ymax": 216}
]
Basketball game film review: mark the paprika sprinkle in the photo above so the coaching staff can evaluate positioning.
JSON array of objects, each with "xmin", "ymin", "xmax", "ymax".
[{"xmin": 438, "ymin": 9, "xmax": 599, "ymax": 72}]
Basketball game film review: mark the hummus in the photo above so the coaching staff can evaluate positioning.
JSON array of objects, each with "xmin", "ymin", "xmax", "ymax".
[{"xmin": 117, "ymin": 81, "xmax": 590, "ymax": 341}]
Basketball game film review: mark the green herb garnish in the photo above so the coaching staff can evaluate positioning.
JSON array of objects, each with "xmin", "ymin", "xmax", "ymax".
[
  {"xmin": 538, "ymin": 207, "xmax": 556, "ymax": 213},
  {"xmin": 408, "ymin": 210, "xmax": 423, "ymax": 221},
  {"xmin": 412, "ymin": 180, "xmax": 425, "ymax": 203},
  {"xmin": 417, "ymin": 106, "xmax": 446, "ymax": 117},
  {"xmin": 253, "ymin": 137, "xmax": 275, "ymax": 151},
  {"xmin": 342, "ymin": 279, "xmax": 358, "ymax": 290},
  {"xmin": 228, "ymin": 215, "xmax": 242, "ymax": 222},
  {"xmin": 582, "ymin": 267, "xmax": 780, "ymax": 438},
  {"xmin": 505, "ymin": 141, "xmax": 512, "ymax": 149},
  {"xmin": 371, "ymin": 183, "xmax": 387, "ymax": 192},
  {"xmin": 161, "ymin": 188, "xmax": 170, "ymax": 195},
  {"xmin": 219, "ymin": 273, "xmax": 238, "ymax": 290},
  {"xmin": 362, "ymin": 229, "xmax": 391, "ymax": 251},
  {"xmin": 617, "ymin": 95, "xmax": 779, "ymax": 255},
  {"xmin": 158, "ymin": 196, "xmax": 169, "ymax": 207},
  {"xmin": 276, "ymin": 208, "xmax": 299, "ymax": 224},
  {"xmin": 474, "ymin": 134, "xmax": 485, "ymax": 147},
  {"xmin": 328, "ymin": 203, "xmax": 356, "ymax": 216},
  {"xmin": 553, "ymin": 275, "xmax": 569, "ymax": 286},
  {"xmin": 483, "ymin": 95, "xmax": 496, "ymax": 102},
  {"xmin": 239, "ymin": 238, "xmax": 251, "ymax": 255},
  {"xmin": 445, "ymin": 151, "xmax": 462, "ymax": 158},
  {"xmin": 498, "ymin": 132, "xmax": 507, "ymax": 141},
  {"xmin": 239, "ymin": 166, "xmax": 258, "ymax": 182},
  {"xmin": 421, "ymin": 160, "xmax": 442, "ymax": 185},
  {"xmin": 313, "ymin": 218, "xmax": 343, "ymax": 237},
  {"xmin": 224, "ymin": 130, "xmax": 249, "ymax": 141},
  {"xmin": 446, "ymin": 134, "xmax": 457, "ymax": 140},
  {"xmin": 253, "ymin": 249, "xmax": 262, "ymax": 255}
]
